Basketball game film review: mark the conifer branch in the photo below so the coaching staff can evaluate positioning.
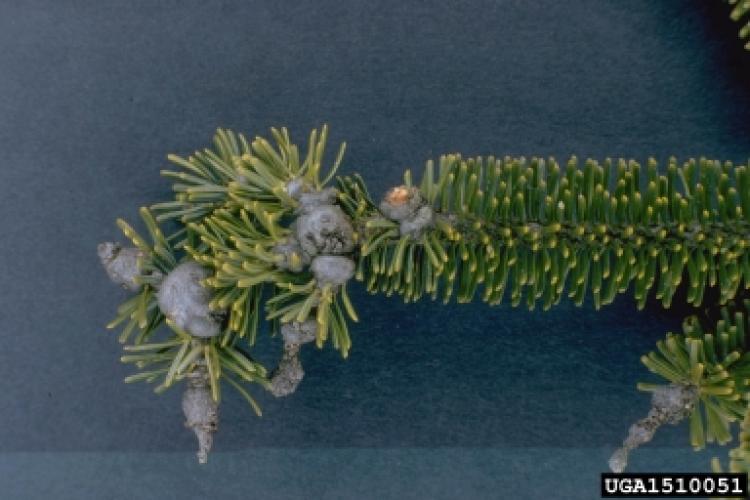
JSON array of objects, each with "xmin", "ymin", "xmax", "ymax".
[
  {"xmin": 341, "ymin": 154, "xmax": 750, "ymax": 310},
  {"xmin": 98, "ymin": 126, "xmax": 750, "ymax": 471}
]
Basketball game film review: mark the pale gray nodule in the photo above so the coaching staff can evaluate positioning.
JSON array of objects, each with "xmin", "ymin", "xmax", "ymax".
[
  {"xmin": 608, "ymin": 448, "xmax": 629, "ymax": 474},
  {"xmin": 268, "ymin": 320, "xmax": 318, "ymax": 398},
  {"xmin": 379, "ymin": 186, "xmax": 434, "ymax": 237},
  {"xmin": 272, "ymin": 236, "xmax": 310, "ymax": 273},
  {"xmin": 379, "ymin": 186, "xmax": 424, "ymax": 221},
  {"xmin": 399, "ymin": 204, "xmax": 434, "ymax": 238},
  {"xmin": 650, "ymin": 383, "xmax": 698, "ymax": 423},
  {"xmin": 297, "ymin": 187, "xmax": 338, "ymax": 209},
  {"xmin": 295, "ymin": 204, "xmax": 355, "ymax": 257},
  {"xmin": 311, "ymin": 255, "xmax": 356, "ymax": 288},
  {"xmin": 608, "ymin": 383, "xmax": 698, "ymax": 473},
  {"xmin": 98, "ymin": 242, "xmax": 142, "ymax": 292},
  {"xmin": 268, "ymin": 346, "xmax": 305, "ymax": 397},
  {"xmin": 157, "ymin": 261, "xmax": 222, "ymax": 338},
  {"xmin": 280, "ymin": 319, "xmax": 318, "ymax": 345},
  {"xmin": 182, "ymin": 361, "xmax": 218, "ymax": 464}
]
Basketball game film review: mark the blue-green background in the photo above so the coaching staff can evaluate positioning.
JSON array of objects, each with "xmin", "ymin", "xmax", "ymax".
[{"xmin": 1, "ymin": 1, "xmax": 749, "ymax": 499}]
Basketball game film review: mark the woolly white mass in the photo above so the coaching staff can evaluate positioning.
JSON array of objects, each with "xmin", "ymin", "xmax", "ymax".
[{"xmin": 157, "ymin": 261, "xmax": 222, "ymax": 338}]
